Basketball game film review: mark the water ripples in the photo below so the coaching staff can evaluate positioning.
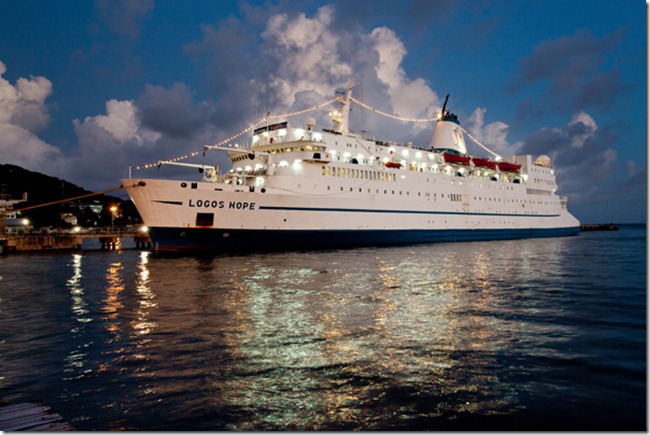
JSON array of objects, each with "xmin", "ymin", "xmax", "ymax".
[{"xmin": 0, "ymin": 227, "xmax": 645, "ymax": 430}]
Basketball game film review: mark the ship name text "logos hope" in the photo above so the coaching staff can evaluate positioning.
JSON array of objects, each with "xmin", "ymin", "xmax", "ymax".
[{"xmin": 188, "ymin": 199, "xmax": 256, "ymax": 210}]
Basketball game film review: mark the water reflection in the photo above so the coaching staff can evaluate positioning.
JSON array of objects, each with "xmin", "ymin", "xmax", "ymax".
[
  {"xmin": 64, "ymin": 253, "xmax": 92, "ymax": 381},
  {"xmin": 3, "ymin": 230, "xmax": 644, "ymax": 430},
  {"xmin": 130, "ymin": 251, "xmax": 157, "ymax": 397},
  {"xmin": 183, "ymin": 240, "xmax": 580, "ymax": 429},
  {"xmin": 54, "ymin": 237, "xmax": 595, "ymax": 429},
  {"xmin": 132, "ymin": 251, "xmax": 156, "ymax": 336}
]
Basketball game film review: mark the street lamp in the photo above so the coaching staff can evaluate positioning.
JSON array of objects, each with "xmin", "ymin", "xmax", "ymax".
[{"xmin": 109, "ymin": 205, "xmax": 118, "ymax": 228}]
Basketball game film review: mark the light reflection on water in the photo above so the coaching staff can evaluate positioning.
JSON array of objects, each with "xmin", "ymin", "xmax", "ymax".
[{"xmin": 0, "ymin": 229, "xmax": 646, "ymax": 430}]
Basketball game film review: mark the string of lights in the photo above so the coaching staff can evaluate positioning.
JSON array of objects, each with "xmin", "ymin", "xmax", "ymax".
[
  {"xmin": 460, "ymin": 127, "xmax": 501, "ymax": 159},
  {"xmin": 134, "ymin": 94, "xmax": 500, "ymax": 170},
  {"xmin": 350, "ymin": 97, "xmax": 501, "ymax": 158},
  {"xmin": 134, "ymin": 97, "xmax": 338, "ymax": 170},
  {"xmin": 350, "ymin": 97, "xmax": 439, "ymax": 123}
]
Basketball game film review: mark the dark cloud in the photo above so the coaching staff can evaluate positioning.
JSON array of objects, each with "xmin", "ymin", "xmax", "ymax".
[
  {"xmin": 95, "ymin": 0, "xmax": 154, "ymax": 38},
  {"xmin": 518, "ymin": 110, "xmax": 645, "ymax": 223},
  {"xmin": 510, "ymin": 29, "xmax": 627, "ymax": 116},
  {"xmin": 136, "ymin": 83, "xmax": 216, "ymax": 139}
]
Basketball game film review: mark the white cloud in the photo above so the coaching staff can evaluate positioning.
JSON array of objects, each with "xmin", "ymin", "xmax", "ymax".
[
  {"xmin": 0, "ymin": 60, "xmax": 63, "ymax": 173},
  {"xmin": 259, "ymin": 6, "xmax": 353, "ymax": 107},
  {"xmin": 567, "ymin": 111, "xmax": 597, "ymax": 148},
  {"xmin": 76, "ymin": 99, "xmax": 160, "ymax": 144},
  {"xmin": 464, "ymin": 107, "xmax": 516, "ymax": 157},
  {"xmin": 369, "ymin": 27, "xmax": 438, "ymax": 120}
]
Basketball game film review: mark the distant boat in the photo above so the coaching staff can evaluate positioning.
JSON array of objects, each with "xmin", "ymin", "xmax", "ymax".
[{"xmin": 122, "ymin": 86, "xmax": 580, "ymax": 252}]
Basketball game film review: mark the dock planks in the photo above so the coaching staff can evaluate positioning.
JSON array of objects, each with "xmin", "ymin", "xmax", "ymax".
[{"xmin": 0, "ymin": 402, "xmax": 75, "ymax": 431}]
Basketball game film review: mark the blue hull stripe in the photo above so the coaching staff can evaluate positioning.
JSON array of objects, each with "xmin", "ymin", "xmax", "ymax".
[
  {"xmin": 258, "ymin": 205, "xmax": 560, "ymax": 218},
  {"xmin": 149, "ymin": 226, "xmax": 581, "ymax": 252},
  {"xmin": 153, "ymin": 200, "xmax": 183, "ymax": 206}
]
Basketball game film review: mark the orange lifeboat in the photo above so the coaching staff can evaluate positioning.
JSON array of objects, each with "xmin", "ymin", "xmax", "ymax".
[
  {"xmin": 497, "ymin": 162, "xmax": 522, "ymax": 173},
  {"xmin": 384, "ymin": 161, "xmax": 402, "ymax": 168},
  {"xmin": 471, "ymin": 157, "xmax": 497, "ymax": 170},
  {"xmin": 443, "ymin": 153, "xmax": 471, "ymax": 165}
]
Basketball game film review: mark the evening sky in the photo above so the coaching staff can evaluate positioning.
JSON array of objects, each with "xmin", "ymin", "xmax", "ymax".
[{"xmin": 0, "ymin": 0, "xmax": 646, "ymax": 222}]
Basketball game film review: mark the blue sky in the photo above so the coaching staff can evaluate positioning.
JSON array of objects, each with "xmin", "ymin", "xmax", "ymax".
[{"xmin": 0, "ymin": 0, "xmax": 646, "ymax": 223}]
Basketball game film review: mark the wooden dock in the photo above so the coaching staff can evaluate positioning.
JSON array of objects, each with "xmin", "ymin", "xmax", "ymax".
[
  {"xmin": 0, "ymin": 402, "xmax": 75, "ymax": 431},
  {"xmin": 0, "ymin": 227, "xmax": 152, "ymax": 253}
]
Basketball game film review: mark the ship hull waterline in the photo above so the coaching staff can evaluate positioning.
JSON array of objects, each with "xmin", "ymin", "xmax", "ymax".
[{"xmin": 147, "ymin": 226, "xmax": 581, "ymax": 252}]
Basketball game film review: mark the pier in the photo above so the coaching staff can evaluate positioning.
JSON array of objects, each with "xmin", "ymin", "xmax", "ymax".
[
  {"xmin": 580, "ymin": 223, "xmax": 619, "ymax": 231},
  {"xmin": 0, "ymin": 402, "xmax": 75, "ymax": 431},
  {"xmin": 0, "ymin": 226, "xmax": 152, "ymax": 253}
]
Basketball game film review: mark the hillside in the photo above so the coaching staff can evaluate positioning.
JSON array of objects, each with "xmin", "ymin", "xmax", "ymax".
[{"xmin": 0, "ymin": 164, "xmax": 141, "ymax": 229}]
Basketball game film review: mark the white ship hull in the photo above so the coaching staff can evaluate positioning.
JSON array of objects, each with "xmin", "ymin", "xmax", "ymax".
[{"xmin": 122, "ymin": 175, "xmax": 580, "ymax": 252}]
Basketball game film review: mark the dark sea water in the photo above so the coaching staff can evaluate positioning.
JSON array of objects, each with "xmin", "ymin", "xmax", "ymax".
[{"xmin": 0, "ymin": 225, "xmax": 646, "ymax": 431}]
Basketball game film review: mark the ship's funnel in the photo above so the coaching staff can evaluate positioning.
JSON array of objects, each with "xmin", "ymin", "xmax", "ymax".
[{"xmin": 428, "ymin": 95, "xmax": 467, "ymax": 155}]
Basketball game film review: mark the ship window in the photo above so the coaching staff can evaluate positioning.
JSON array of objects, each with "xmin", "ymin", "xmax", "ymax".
[
  {"xmin": 191, "ymin": 183, "xmax": 198, "ymax": 189},
  {"xmin": 196, "ymin": 213, "xmax": 214, "ymax": 227}
]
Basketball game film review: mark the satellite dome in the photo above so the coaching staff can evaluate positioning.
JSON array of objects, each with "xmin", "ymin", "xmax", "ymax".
[
  {"xmin": 306, "ymin": 117, "xmax": 316, "ymax": 128},
  {"xmin": 535, "ymin": 155, "xmax": 552, "ymax": 168}
]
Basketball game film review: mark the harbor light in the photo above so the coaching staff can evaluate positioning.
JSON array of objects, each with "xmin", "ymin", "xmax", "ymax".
[
  {"xmin": 21, "ymin": 218, "xmax": 29, "ymax": 226},
  {"xmin": 72, "ymin": 226, "xmax": 81, "ymax": 233},
  {"xmin": 140, "ymin": 225, "xmax": 149, "ymax": 233}
]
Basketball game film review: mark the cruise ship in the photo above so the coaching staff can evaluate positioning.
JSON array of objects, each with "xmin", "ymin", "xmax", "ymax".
[{"xmin": 122, "ymin": 86, "xmax": 580, "ymax": 252}]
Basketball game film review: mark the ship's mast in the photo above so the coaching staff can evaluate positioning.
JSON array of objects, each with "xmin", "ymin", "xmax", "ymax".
[{"xmin": 332, "ymin": 83, "xmax": 354, "ymax": 134}]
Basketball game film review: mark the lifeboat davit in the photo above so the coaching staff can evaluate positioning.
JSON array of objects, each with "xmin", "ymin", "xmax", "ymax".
[
  {"xmin": 497, "ymin": 162, "xmax": 522, "ymax": 173},
  {"xmin": 472, "ymin": 157, "xmax": 497, "ymax": 170},
  {"xmin": 443, "ymin": 153, "xmax": 471, "ymax": 166}
]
